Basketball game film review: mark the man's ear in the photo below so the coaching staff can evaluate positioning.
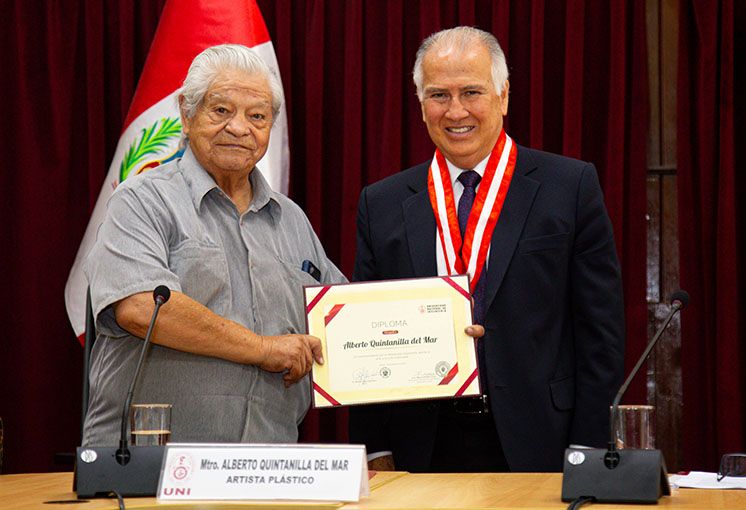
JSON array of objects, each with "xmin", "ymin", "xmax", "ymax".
[
  {"xmin": 178, "ymin": 95, "xmax": 190, "ymax": 136},
  {"xmin": 500, "ymin": 80, "xmax": 510, "ymax": 116}
]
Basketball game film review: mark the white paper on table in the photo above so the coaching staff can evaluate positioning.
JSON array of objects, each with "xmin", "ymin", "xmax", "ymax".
[{"xmin": 669, "ymin": 471, "xmax": 746, "ymax": 489}]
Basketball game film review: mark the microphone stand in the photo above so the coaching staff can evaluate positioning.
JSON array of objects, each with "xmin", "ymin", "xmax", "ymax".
[
  {"xmin": 75, "ymin": 286, "xmax": 171, "ymax": 498},
  {"xmin": 561, "ymin": 290, "xmax": 688, "ymax": 504},
  {"xmin": 605, "ymin": 294, "xmax": 686, "ymax": 469},
  {"xmin": 116, "ymin": 289, "xmax": 169, "ymax": 466}
]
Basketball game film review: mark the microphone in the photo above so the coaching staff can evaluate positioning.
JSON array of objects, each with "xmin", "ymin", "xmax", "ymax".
[
  {"xmin": 76, "ymin": 286, "xmax": 171, "ymax": 498},
  {"xmin": 561, "ymin": 290, "xmax": 689, "ymax": 504},
  {"xmin": 606, "ymin": 290, "xmax": 688, "ymax": 465},
  {"xmin": 116, "ymin": 285, "xmax": 171, "ymax": 465}
]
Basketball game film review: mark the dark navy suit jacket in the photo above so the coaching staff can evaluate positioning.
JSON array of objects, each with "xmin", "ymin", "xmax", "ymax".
[{"xmin": 348, "ymin": 145, "xmax": 625, "ymax": 472}]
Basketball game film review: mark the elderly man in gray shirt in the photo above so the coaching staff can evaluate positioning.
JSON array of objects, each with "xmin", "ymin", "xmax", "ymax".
[{"xmin": 82, "ymin": 44, "xmax": 345, "ymax": 446}]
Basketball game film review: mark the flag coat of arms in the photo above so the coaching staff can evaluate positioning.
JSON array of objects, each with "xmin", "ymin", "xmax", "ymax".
[{"xmin": 64, "ymin": 0, "xmax": 289, "ymax": 341}]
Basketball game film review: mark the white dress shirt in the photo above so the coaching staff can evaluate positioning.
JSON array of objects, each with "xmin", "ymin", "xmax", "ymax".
[{"xmin": 435, "ymin": 154, "xmax": 492, "ymax": 275}]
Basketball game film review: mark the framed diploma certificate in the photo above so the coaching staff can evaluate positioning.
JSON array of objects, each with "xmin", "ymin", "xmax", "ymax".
[{"xmin": 304, "ymin": 275, "xmax": 481, "ymax": 407}]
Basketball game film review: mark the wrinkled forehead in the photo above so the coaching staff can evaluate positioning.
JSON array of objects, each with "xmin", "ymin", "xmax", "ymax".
[{"xmin": 204, "ymin": 68, "xmax": 272, "ymax": 103}]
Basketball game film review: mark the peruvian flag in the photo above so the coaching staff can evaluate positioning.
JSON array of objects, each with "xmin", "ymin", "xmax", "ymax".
[{"xmin": 64, "ymin": 0, "xmax": 289, "ymax": 341}]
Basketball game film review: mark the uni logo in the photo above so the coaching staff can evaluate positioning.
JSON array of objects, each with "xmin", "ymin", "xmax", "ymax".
[{"xmin": 169, "ymin": 453, "xmax": 194, "ymax": 483}]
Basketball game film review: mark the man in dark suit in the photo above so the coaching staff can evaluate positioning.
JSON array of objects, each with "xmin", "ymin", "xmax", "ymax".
[{"xmin": 349, "ymin": 27, "xmax": 625, "ymax": 472}]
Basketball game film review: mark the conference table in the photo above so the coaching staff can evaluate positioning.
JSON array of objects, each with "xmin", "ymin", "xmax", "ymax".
[{"xmin": 1, "ymin": 471, "xmax": 744, "ymax": 509}]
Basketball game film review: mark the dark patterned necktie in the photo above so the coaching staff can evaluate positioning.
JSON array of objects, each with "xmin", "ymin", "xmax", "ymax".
[
  {"xmin": 457, "ymin": 171, "xmax": 487, "ymax": 324},
  {"xmin": 457, "ymin": 170, "xmax": 490, "ymax": 398}
]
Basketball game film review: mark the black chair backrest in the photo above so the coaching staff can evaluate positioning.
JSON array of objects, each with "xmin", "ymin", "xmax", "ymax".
[{"xmin": 81, "ymin": 288, "xmax": 96, "ymax": 440}]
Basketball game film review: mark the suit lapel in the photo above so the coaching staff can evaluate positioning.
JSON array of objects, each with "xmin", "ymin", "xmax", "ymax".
[
  {"xmin": 483, "ymin": 147, "xmax": 540, "ymax": 308},
  {"xmin": 403, "ymin": 165, "xmax": 437, "ymax": 277}
]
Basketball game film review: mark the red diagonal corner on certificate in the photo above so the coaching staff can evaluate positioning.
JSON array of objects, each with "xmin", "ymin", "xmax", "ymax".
[
  {"xmin": 324, "ymin": 304, "xmax": 345, "ymax": 326},
  {"xmin": 454, "ymin": 369, "xmax": 479, "ymax": 396},
  {"xmin": 438, "ymin": 363, "xmax": 459, "ymax": 385},
  {"xmin": 313, "ymin": 382, "xmax": 341, "ymax": 406},
  {"xmin": 306, "ymin": 285, "xmax": 332, "ymax": 313},
  {"xmin": 441, "ymin": 276, "xmax": 470, "ymax": 300}
]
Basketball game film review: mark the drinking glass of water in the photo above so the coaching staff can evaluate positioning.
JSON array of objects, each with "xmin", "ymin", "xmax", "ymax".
[
  {"xmin": 611, "ymin": 405, "xmax": 655, "ymax": 449},
  {"xmin": 130, "ymin": 403, "xmax": 172, "ymax": 446}
]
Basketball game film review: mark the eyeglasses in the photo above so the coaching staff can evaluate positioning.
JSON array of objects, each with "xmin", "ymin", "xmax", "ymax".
[{"xmin": 717, "ymin": 453, "xmax": 746, "ymax": 481}]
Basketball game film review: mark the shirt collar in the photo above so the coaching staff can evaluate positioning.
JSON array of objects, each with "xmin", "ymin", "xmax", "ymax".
[
  {"xmin": 246, "ymin": 164, "xmax": 278, "ymax": 215},
  {"xmin": 445, "ymin": 153, "xmax": 491, "ymax": 188},
  {"xmin": 180, "ymin": 144, "xmax": 282, "ymax": 218},
  {"xmin": 180, "ymin": 146, "xmax": 219, "ymax": 210}
]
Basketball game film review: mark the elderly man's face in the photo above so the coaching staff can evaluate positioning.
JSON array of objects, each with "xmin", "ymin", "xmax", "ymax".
[
  {"xmin": 182, "ymin": 68, "xmax": 273, "ymax": 178},
  {"xmin": 420, "ymin": 42, "xmax": 509, "ymax": 169}
]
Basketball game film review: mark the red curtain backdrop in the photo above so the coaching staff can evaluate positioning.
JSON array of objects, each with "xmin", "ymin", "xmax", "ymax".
[
  {"xmin": 0, "ymin": 0, "xmax": 167, "ymax": 474},
  {"xmin": 0, "ymin": 0, "xmax": 735, "ymax": 475},
  {"xmin": 678, "ymin": 0, "xmax": 743, "ymax": 471}
]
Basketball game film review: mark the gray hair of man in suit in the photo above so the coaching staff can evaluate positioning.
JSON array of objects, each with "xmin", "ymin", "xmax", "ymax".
[
  {"xmin": 412, "ymin": 26, "xmax": 510, "ymax": 100},
  {"xmin": 179, "ymin": 43, "xmax": 284, "ymax": 123}
]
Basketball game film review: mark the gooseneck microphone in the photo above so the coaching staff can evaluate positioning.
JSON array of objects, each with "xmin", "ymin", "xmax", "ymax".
[
  {"xmin": 604, "ymin": 290, "xmax": 688, "ymax": 468},
  {"xmin": 76, "ymin": 286, "xmax": 172, "ymax": 498},
  {"xmin": 561, "ymin": 290, "xmax": 689, "ymax": 505},
  {"xmin": 116, "ymin": 285, "xmax": 171, "ymax": 466}
]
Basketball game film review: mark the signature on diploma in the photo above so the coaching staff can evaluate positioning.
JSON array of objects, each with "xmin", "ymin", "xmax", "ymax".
[{"xmin": 352, "ymin": 368, "xmax": 377, "ymax": 385}]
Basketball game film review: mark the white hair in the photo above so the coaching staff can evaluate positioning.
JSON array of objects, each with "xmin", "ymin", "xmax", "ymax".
[
  {"xmin": 413, "ymin": 26, "xmax": 509, "ymax": 100},
  {"xmin": 180, "ymin": 44, "xmax": 283, "ymax": 122}
]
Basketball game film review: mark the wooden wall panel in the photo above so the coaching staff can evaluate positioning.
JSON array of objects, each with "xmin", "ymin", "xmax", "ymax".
[
  {"xmin": 645, "ymin": 0, "xmax": 680, "ymax": 471},
  {"xmin": 661, "ymin": 0, "xmax": 678, "ymax": 166},
  {"xmin": 646, "ymin": 0, "xmax": 660, "ymax": 166}
]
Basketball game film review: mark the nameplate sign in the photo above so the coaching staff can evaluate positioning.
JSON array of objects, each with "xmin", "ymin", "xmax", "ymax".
[{"xmin": 157, "ymin": 443, "xmax": 369, "ymax": 502}]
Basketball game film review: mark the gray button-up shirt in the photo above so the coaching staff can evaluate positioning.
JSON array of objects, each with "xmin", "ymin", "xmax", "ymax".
[{"xmin": 82, "ymin": 146, "xmax": 345, "ymax": 446}]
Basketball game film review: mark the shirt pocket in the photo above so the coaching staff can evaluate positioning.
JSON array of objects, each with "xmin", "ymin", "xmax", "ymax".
[
  {"xmin": 252, "ymin": 255, "xmax": 321, "ymax": 335},
  {"xmin": 169, "ymin": 240, "xmax": 230, "ymax": 312}
]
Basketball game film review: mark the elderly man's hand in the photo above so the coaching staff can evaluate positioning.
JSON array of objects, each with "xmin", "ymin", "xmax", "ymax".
[{"xmin": 259, "ymin": 334, "xmax": 324, "ymax": 387}]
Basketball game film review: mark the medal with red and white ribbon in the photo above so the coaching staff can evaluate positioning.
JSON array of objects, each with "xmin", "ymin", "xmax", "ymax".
[{"xmin": 427, "ymin": 130, "xmax": 517, "ymax": 290}]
